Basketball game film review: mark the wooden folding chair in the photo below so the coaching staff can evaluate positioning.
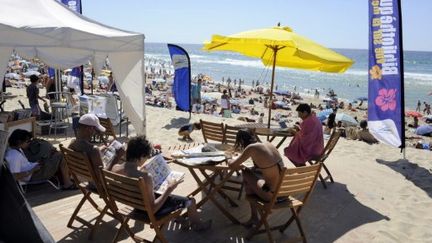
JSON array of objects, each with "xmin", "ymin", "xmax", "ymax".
[
  {"xmin": 246, "ymin": 163, "xmax": 322, "ymax": 243},
  {"xmin": 200, "ymin": 119, "xmax": 225, "ymax": 143},
  {"xmin": 222, "ymin": 124, "xmax": 246, "ymax": 199},
  {"xmin": 59, "ymin": 144, "xmax": 113, "ymax": 240},
  {"xmin": 308, "ymin": 130, "xmax": 341, "ymax": 188},
  {"xmin": 100, "ymin": 169, "xmax": 183, "ymax": 243},
  {"xmin": 223, "ymin": 124, "xmax": 241, "ymax": 147},
  {"xmin": 97, "ymin": 116, "xmax": 117, "ymax": 142}
]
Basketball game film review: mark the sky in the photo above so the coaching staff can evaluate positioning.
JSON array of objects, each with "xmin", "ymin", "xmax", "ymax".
[{"xmin": 82, "ymin": 0, "xmax": 432, "ymax": 51}]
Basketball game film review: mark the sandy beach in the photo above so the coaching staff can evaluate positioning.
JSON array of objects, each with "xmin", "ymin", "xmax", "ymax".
[
  {"xmin": 2, "ymin": 1, "xmax": 432, "ymax": 242},
  {"xmin": 0, "ymin": 77, "xmax": 432, "ymax": 242},
  {"xmin": 0, "ymin": 81, "xmax": 422, "ymax": 242}
]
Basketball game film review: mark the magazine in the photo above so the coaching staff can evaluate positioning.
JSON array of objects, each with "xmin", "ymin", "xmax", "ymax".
[
  {"xmin": 171, "ymin": 144, "xmax": 227, "ymax": 166},
  {"xmin": 143, "ymin": 154, "xmax": 185, "ymax": 194},
  {"xmin": 102, "ymin": 140, "xmax": 124, "ymax": 168}
]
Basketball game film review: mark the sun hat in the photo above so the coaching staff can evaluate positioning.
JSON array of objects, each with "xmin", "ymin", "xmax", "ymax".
[{"xmin": 78, "ymin": 114, "xmax": 106, "ymax": 132}]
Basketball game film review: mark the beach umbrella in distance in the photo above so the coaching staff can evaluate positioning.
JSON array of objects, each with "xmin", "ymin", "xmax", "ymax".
[
  {"xmin": 23, "ymin": 70, "xmax": 40, "ymax": 77},
  {"xmin": 5, "ymin": 73, "xmax": 21, "ymax": 80},
  {"xmin": 203, "ymin": 24, "xmax": 354, "ymax": 129},
  {"xmin": 274, "ymin": 90, "xmax": 291, "ymax": 96},
  {"xmin": 415, "ymin": 125, "xmax": 432, "ymax": 136},
  {"xmin": 405, "ymin": 111, "xmax": 423, "ymax": 118},
  {"xmin": 317, "ymin": 108, "xmax": 333, "ymax": 122},
  {"xmin": 98, "ymin": 76, "xmax": 109, "ymax": 85},
  {"xmin": 335, "ymin": 113, "xmax": 358, "ymax": 127}
]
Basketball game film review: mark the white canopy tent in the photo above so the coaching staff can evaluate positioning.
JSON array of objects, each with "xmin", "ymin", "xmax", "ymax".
[{"xmin": 0, "ymin": 0, "xmax": 146, "ymax": 134}]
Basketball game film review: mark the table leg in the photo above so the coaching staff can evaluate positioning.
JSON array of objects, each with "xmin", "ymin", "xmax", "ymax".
[
  {"xmin": 200, "ymin": 170, "xmax": 238, "ymax": 207},
  {"xmin": 276, "ymin": 136, "xmax": 288, "ymax": 148},
  {"xmin": 191, "ymin": 168, "xmax": 240, "ymax": 224},
  {"xmin": 187, "ymin": 168, "xmax": 217, "ymax": 197}
]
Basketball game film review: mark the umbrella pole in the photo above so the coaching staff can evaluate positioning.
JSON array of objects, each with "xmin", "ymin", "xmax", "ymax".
[{"xmin": 267, "ymin": 47, "xmax": 278, "ymax": 141}]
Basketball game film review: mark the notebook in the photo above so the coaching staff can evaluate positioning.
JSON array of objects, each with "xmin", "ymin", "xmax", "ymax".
[{"xmin": 143, "ymin": 154, "xmax": 185, "ymax": 194}]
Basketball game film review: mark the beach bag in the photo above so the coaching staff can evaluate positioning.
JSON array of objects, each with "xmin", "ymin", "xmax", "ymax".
[{"xmin": 24, "ymin": 139, "xmax": 57, "ymax": 162}]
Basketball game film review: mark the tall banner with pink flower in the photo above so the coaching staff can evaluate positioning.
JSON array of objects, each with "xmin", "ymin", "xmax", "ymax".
[{"xmin": 368, "ymin": 0, "xmax": 405, "ymax": 148}]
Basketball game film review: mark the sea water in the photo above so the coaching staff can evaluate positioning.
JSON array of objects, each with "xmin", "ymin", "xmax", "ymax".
[{"xmin": 145, "ymin": 43, "xmax": 432, "ymax": 109}]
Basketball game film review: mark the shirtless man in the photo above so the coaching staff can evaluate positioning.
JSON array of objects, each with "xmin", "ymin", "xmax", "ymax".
[{"xmin": 228, "ymin": 129, "xmax": 284, "ymax": 229}]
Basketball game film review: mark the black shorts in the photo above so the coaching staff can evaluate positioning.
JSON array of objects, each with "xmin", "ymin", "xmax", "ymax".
[{"xmin": 154, "ymin": 194, "xmax": 190, "ymax": 217}]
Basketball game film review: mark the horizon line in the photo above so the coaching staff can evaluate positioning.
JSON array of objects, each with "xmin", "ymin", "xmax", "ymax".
[{"xmin": 145, "ymin": 42, "xmax": 432, "ymax": 53}]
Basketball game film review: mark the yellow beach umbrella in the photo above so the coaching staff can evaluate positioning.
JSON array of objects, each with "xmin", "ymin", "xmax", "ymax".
[{"xmin": 203, "ymin": 25, "xmax": 354, "ymax": 129}]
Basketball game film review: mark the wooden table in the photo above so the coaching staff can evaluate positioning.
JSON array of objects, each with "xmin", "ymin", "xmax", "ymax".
[
  {"xmin": 164, "ymin": 143, "xmax": 240, "ymax": 225},
  {"xmin": 234, "ymin": 123, "xmax": 294, "ymax": 148}
]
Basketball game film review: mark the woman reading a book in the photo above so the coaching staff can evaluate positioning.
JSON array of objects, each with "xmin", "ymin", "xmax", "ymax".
[
  {"xmin": 111, "ymin": 135, "xmax": 212, "ymax": 231},
  {"xmin": 228, "ymin": 129, "xmax": 284, "ymax": 229}
]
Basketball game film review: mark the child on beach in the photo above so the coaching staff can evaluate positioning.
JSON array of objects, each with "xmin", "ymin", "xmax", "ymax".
[{"xmin": 178, "ymin": 122, "xmax": 201, "ymax": 141}]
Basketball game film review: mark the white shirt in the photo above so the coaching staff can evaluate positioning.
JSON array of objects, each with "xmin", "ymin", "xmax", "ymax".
[{"xmin": 4, "ymin": 148, "xmax": 38, "ymax": 182}]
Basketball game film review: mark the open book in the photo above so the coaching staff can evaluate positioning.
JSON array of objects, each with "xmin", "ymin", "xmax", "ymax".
[
  {"xmin": 102, "ymin": 140, "xmax": 124, "ymax": 168},
  {"xmin": 143, "ymin": 154, "xmax": 185, "ymax": 194}
]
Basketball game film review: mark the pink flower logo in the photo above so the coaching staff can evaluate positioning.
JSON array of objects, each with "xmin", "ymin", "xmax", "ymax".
[{"xmin": 375, "ymin": 88, "xmax": 397, "ymax": 111}]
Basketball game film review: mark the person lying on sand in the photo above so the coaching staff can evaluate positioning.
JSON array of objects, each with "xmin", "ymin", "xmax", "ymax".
[{"xmin": 414, "ymin": 141, "xmax": 432, "ymax": 151}]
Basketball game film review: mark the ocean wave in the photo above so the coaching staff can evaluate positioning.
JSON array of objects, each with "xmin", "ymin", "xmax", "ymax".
[
  {"xmin": 404, "ymin": 72, "xmax": 432, "ymax": 81},
  {"xmin": 144, "ymin": 53, "xmax": 432, "ymax": 82},
  {"xmin": 194, "ymin": 58, "xmax": 264, "ymax": 68}
]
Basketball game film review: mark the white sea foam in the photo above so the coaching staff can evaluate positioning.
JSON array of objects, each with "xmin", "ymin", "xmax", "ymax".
[{"xmin": 194, "ymin": 58, "xmax": 264, "ymax": 68}]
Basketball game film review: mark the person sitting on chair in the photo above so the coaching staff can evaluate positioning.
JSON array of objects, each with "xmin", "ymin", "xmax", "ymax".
[
  {"xmin": 284, "ymin": 104, "xmax": 324, "ymax": 167},
  {"xmin": 69, "ymin": 114, "xmax": 125, "ymax": 178},
  {"xmin": 4, "ymin": 129, "xmax": 75, "ymax": 189},
  {"xmin": 228, "ymin": 129, "xmax": 284, "ymax": 229},
  {"xmin": 111, "ymin": 135, "xmax": 212, "ymax": 231}
]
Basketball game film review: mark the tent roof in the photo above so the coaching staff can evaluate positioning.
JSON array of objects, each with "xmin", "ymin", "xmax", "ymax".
[
  {"xmin": 0, "ymin": 0, "xmax": 144, "ymax": 57},
  {"xmin": 0, "ymin": 0, "xmax": 147, "ymax": 134}
]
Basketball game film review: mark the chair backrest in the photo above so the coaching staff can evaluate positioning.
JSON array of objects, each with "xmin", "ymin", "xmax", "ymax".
[
  {"xmin": 100, "ymin": 169, "xmax": 152, "ymax": 217},
  {"xmin": 319, "ymin": 130, "xmax": 341, "ymax": 163},
  {"xmin": 223, "ymin": 124, "xmax": 259, "ymax": 147},
  {"xmin": 223, "ymin": 124, "xmax": 241, "ymax": 147},
  {"xmin": 98, "ymin": 116, "xmax": 117, "ymax": 140},
  {"xmin": 200, "ymin": 119, "xmax": 225, "ymax": 143},
  {"xmin": 275, "ymin": 163, "xmax": 322, "ymax": 205},
  {"xmin": 59, "ymin": 144, "xmax": 104, "ymax": 194}
]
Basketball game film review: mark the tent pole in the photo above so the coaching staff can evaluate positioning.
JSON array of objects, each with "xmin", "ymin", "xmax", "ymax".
[
  {"xmin": 267, "ymin": 47, "xmax": 278, "ymax": 141},
  {"xmin": 91, "ymin": 68, "xmax": 94, "ymax": 95},
  {"xmin": 141, "ymin": 52, "xmax": 146, "ymax": 135}
]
